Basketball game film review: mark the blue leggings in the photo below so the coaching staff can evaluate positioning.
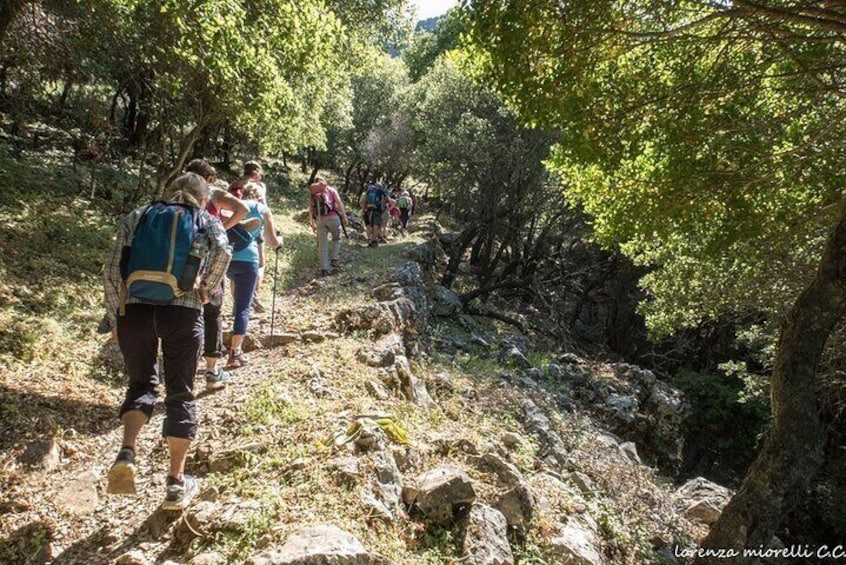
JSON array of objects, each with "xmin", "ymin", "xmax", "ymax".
[{"xmin": 227, "ymin": 260, "xmax": 259, "ymax": 336}]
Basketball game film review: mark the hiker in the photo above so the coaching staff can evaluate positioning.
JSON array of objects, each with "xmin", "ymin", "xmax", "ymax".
[
  {"xmin": 308, "ymin": 177, "xmax": 349, "ymax": 277},
  {"xmin": 380, "ymin": 185, "xmax": 395, "ymax": 242},
  {"xmin": 103, "ymin": 172, "xmax": 231, "ymax": 510},
  {"xmin": 184, "ymin": 158, "xmax": 254, "ymax": 391},
  {"xmin": 226, "ymin": 180, "xmax": 282, "ymax": 368},
  {"xmin": 359, "ymin": 182, "xmax": 388, "ymax": 247},
  {"xmin": 396, "ymin": 187, "xmax": 413, "ymax": 232},
  {"xmin": 389, "ymin": 198, "xmax": 401, "ymax": 230},
  {"xmin": 243, "ymin": 161, "xmax": 269, "ymax": 312}
]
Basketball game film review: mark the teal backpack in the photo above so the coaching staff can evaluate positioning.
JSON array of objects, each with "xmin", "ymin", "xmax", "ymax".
[{"xmin": 120, "ymin": 201, "xmax": 207, "ymax": 304}]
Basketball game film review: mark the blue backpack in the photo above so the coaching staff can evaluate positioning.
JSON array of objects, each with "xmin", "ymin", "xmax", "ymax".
[
  {"xmin": 366, "ymin": 185, "xmax": 383, "ymax": 210},
  {"xmin": 120, "ymin": 201, "xmax": 206, "ymax": 304}
]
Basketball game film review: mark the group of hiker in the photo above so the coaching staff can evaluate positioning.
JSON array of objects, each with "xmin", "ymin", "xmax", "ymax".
[
  {"xmin": 307, "ymin": 178, "xmax": 416, "ymax": 271},
  {"xmin": 102, "ymin": 162, "xmax": 417, "ymax": 511},
  {"xmin": 102, "ymin": 159, "xmax": 280, "ymax": 510}
]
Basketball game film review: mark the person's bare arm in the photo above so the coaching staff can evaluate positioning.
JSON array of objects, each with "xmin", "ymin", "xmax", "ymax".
[
  {"xmin": 262, "ymin": 208, "xmax": 282, "ymax": 251},
  {"xmin": 213, "ymin": 190, "xmax": 249, "ymax": 230}
]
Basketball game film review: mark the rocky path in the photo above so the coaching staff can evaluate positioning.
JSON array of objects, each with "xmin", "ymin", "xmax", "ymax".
[{"xmin": 1, "ymin": 219, "xmax": 708, "ymax": 565}]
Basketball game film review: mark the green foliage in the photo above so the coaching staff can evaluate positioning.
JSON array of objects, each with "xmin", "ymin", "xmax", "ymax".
[
  {"xmin": 671, "ymin": 370, "xmax": 769, "ymax": 475},
  {"xmin": 410, "ymin": 524, "xmax": 460, "ymax": 563},
  {"xmin": 0, "ymin": 0, "xmax": 413, "ymax": 190},
  {"xmin": 465, "ymin": 0, "xmax": 846, "ymax": 335},
  {"xmin": 402, "ymin": 8, "xmax": 465, "ymax": 81},
  {"xmin": 244, "ymin": 387, "xmax": 306, "ymax": 427}
]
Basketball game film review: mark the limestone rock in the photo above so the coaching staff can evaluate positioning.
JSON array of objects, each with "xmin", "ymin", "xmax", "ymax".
[
  {"xmin": 546, "ymin": 517, "xmax": 603, "ymax": 565},
  {"xmin": 676, "ymin": 477, "xmax": 732, "ymax": 525},
  {"xmin": 328, "ymin": 457, "xmax": 360, "ymax": 487},
  {"xmin": 405, "ymin": 241, "xmax": 445, "ymax": 268},
  {"xmin": 569, "ymin": 471, "xmax": 595, "ymax": 496},
  {"xmin": 369, "ymin": 450, "xmax": 403, "ymax": 510},
  {"xmin": 263, "ymin": 331, "xmax": 299, "ymax": 347},
  {"xmin": 500, "ymin": 345, "xmax": 531, "ymax": 369},
  {"xmin": 20, "ymin": 438, "xmax": 61, "ymax": 471},
  {"xmin": 395, "ymin": 355, "xmax": 434, "ymax": 406},
  {"xmin": 405, "ymin": 465, "xmax": 476, "ymax": 525},
  {"xmin": 356, "ymin": 334, "xmax": 405, "ymax": 368},
  {"xmin": 190, "ymin": 551, "xmax": 226, "ymax": 565},
  {"xmin": 606, "ymin": 393, "xmax": 639, "ymax": 424},
  {"xmin": 618, "ymin": 441, "xmax": 641, "ymax": 465},
  {"xmin": 460, "ymin": 504, "xmax": 514, "ymax": 565},
  {"xmin": 337, "ymin": 285, "xmax": 431, "ymax": 339},
  {"xmin": 365, "ymin": 380, "xmax": 390, "ymax": 400},
  {"xmin": 431, "ymin": 285, "xmax": 463, "ymax": 318},
  {"xmin": 473, "ymin": 452, "xmax": 524, "ymax": 487},
  {"xmin": 56, "ymin": 469, "xmax": 98, "ymax": 516},
  {"xmin": 301, "ymin": 330, "xmax": 325, "ymax": 342},
  {"xmin": 370, "ymin": 282, "xmax": 404, "ymax": 302},
  {"xmin": 521, "ymin": 399, "xmax": 568, "ymax": 467},
  {"xmin": 494, "ymin": 482, "xmax": 534, "ymax": 531},
  {"xmin": 246, "ymin": 524, "xmax": 372, "ymax": 565},
  {"xmin": 391, "ymin": 261, "xmax": 424, "ymax": 287}
]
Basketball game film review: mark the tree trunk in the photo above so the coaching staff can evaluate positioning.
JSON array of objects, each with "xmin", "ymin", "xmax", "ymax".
[
  {"xmin": 157, "ymin": 122, "xmax": 203, "ymax": 197},
  {"xmin": 343, "ymin": 161, "xmax": 357, "ymax": 193},
  {"xmin": 441, "ymin": 226, "xmax": 478, "ymax": 289},
  {"xmin": 0, "ymin": 0, "xmax": 31, "ymax": 47},
  {"xmin": 57, "ymin": 77, "xmax": 73, "ymax": 108},
  {"xmin": 695, "ymin": 199, "xmax": 846, "ymax": 564}
]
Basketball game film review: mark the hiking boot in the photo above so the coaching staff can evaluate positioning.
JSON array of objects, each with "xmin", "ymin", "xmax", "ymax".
[
  {"xmin": 228, "ymin": 350, "xmax": 248, "ymax": 368},
  {"xmin": 330, "ymin": 258, "xmax": 340, "ymax": 269},
  {"xmin": 205, "ymin": 367, "xmax": 231, "ymax": 391},
  {"xmin": 107, "ymin": 447, "xmax": 137, "ymax": 495},
  {"xmin": 161, "ymin": 474, "xmax": 197, "ymax": 512},
  {"xmin": 320, "ymin": 269, "xmax": 330, "ymax": 277},
  {"xmin": 252, "ymin": 297, "xmax": 266, "ymax": 313}
]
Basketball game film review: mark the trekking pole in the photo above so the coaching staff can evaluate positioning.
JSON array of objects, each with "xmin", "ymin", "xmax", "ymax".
[{"xmin": 270, "ymin": 230, "xmax": 280, "ymax": 345}]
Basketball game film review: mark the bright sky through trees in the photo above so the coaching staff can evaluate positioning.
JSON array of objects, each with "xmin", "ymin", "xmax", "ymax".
[{"xmin": 409, "ymin": 0, "xmax": 456, "ymax": 20}]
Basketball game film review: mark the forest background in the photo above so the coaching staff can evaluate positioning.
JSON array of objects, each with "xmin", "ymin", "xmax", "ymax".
[{"xmin": 0, "ymin": 1, "xmax": 845, "ymax": 564}]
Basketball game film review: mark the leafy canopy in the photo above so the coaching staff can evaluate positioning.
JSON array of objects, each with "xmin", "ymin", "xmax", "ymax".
[{"xmin": 465, "ymin": 0, "xmax": 846, "ymax": 334}]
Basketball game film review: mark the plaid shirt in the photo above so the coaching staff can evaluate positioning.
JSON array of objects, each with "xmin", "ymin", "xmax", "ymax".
[{"xmin": 103, "ymin": 204, "xmax": 232, "ymax": 328}]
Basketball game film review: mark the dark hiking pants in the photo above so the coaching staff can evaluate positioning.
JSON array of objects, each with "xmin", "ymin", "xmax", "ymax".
[{"xmin": 117, "ymin": 304, "xmax": 202, "ymax": 439}]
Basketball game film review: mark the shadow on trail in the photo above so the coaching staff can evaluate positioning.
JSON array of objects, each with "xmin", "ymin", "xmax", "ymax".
[
  {"xmin": 0, "ymin": 384, "xmax": 116, "ymax": 456},
  {"xmin": 52, "ymin": 507, "xmax": 186, "ymax": 565},
  {"xmin": 0, "ymin": 520, "xmax": 54, "ymax": 565}
]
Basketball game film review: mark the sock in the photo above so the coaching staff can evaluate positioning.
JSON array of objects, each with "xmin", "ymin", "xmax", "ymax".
[
  {"xmin": 116, "ymin": 446, "xmax": 135, "ymax": 464},
  {"xmin": 166, "ymin": 475, "xmax": 184, "ymax": 487}
]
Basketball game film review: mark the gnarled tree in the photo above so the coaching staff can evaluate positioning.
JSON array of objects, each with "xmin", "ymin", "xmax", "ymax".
[{"xmin": 465, "ymin": 0, "xmax": 846, "ymax": 561}]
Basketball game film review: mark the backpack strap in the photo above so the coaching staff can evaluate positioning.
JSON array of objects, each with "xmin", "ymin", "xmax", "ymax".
[{"xmin": 119, "ymin": 204, "xmax": 154, "ymax": 317}]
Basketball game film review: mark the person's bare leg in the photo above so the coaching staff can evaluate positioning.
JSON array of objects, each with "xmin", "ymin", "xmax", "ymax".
[
  {"xmin": 166, "ymin": 436, "xmax": 190, "ymax": 480},
  {"xmin": 120, "ymin": 410, "xmax": 147, "ymax": 449},
  {"xmin": 231, "ymin": 334, "xmax": 244, "ymax": 353},
  {"xmin": 107, "ymin": 409, "xmax": 147, "ymax": 494}
]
